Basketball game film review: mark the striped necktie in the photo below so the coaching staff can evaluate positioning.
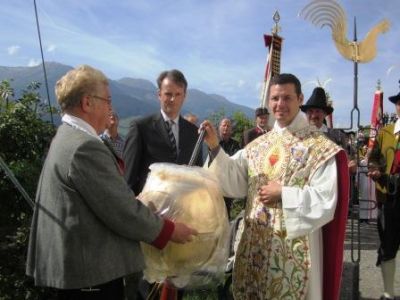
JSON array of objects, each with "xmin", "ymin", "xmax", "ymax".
[{"xmin": 166, "ymin": 120, "xmax": 177, "ymax": 159}]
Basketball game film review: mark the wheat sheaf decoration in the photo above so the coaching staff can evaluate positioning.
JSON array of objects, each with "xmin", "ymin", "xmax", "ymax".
[{"xmin": 299, "ymin": 0, "xmax": 390, "ymax": 63}]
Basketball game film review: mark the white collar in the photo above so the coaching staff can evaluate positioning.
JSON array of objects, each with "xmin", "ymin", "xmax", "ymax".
[
  {"xmin": 273, "ymin": 111, "xmax": 309, "ymax": 133},
  {"xmin": 394, "ymin": 118, "xmax": 400, "ymax": 135},
  {"xmin": 62, "ymin": 113, "xmax": 102, "ymax": 141},
  {"xmin": 256, "ymin": 125, "xmax": 266, "ymax": 132},
  {"xmin": 160, "ymin": 110, "xmax": 179, "ymax": 124},
  {"xmin": 318, "ymin": 124, "xmax": 328, "ymax": 133}
]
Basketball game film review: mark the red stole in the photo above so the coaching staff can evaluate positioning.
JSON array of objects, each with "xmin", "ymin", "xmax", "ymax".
[{"xmin": 322, "ymin": 150, "xmax": 350, "ymax": 300}]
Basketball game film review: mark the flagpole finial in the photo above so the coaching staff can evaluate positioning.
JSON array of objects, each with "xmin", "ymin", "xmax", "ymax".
[
  {"xmin": 376, "ymin": 79, "xmax": 381, "ymax": 91},
  {"xmin": 272, "ymin": 11, "xmax": 281, "ymax": 34}
]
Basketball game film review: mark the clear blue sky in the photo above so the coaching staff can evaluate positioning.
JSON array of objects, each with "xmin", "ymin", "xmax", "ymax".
[{"xmin": 1, "ymin": 0, "xmax": 399, "ymax": 127}]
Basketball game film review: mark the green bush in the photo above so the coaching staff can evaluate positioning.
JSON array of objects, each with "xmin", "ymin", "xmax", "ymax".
[{"xmin": 0, "ymin": 80, "xmax": 56, "ymax": 299}]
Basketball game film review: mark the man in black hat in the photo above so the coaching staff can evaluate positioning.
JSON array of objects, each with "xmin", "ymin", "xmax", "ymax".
[
  {"xmin": 368, "ymin": 86, "xmax": 400, "ymax": 300},
  {"xmin": 300, "ymin": 87, "xmax": 348, "ymax": 148},
  {"xmin": 242, "ymin": 107, "xmax": 270, "ymax": 146}
]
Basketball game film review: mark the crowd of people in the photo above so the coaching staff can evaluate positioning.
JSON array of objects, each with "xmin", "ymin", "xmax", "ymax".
[{"xmin": 25, "ymin": 65, "xmax": 400, "ymax": 300}]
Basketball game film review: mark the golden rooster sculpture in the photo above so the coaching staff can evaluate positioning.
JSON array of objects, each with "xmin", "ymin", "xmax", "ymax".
[{"xmin": 299, "ymin": 0, "xmax": 390, "ymax": 63}]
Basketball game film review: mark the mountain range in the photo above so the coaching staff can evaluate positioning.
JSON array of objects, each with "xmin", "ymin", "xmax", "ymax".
[{"xmin": 0, "ymin": 62, "xmax": 255, "ymax": 127}]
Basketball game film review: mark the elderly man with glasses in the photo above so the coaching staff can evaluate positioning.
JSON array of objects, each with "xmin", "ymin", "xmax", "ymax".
[{"xmin": 26, "ymin": 65, "xmax": 196, "ymax": 300}]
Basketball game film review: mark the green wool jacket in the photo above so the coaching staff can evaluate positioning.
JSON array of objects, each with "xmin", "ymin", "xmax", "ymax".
[{"xmin": 369, "ymin": 123, "xmax": 397, "ymax": 200}]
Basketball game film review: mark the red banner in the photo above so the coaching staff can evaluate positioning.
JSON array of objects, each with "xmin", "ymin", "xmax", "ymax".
[
  {"xmin": 261, "ymin": 34, "xmax": 283, "ymax": 108},
  {"xmin": 368, "ymin": 89, "xmax": 383, "ymax": 149}
]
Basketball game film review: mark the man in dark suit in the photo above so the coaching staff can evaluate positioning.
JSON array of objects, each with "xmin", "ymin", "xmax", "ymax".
[
  {"xmin": 242, "ymin": 107, "xmax": 270, "ymax": 147},
  {"xmin": 124, "ymin": 69, "xmax": 202, "ymax": 195},
  {"xmin": 219, "ymin": 118, "xmax": 241, "ymax": 157},
  {"xmin": 26, "ymin": 65, "xmax": 196, "ymax": 300},
  {"xmin": 123, "ymin": 69, "xmax": 203, "ymax": 298},
  {"xmin": 218, "ymin": 118, "xmax": 241, "ymax": 218}
]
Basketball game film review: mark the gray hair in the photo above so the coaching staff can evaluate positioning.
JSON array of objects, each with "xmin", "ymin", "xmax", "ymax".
[{"xmin": 55, "ymin": 64, "xmax": 108, "ymax": 113}]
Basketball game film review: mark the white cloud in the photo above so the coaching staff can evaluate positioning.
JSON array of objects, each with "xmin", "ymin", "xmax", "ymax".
[
  {"xmin": 47, "ymin": 44, "xmax": 56, "ymax": 52},
  {"xmin": 7, "ymin": 45, "xmax": 20, "ymax": 55},
  {"xmin": 28, "ymin": 59, "xmax": 41, "ymax": 67}
]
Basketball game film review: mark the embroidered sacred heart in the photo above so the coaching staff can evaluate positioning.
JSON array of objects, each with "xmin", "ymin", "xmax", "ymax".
[{"xmin": 269, "ymin": 153, "xmax": 279, "ymax": 166}]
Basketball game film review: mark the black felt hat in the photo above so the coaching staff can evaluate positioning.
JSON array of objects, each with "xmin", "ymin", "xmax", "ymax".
[
  {"xmin": 255, "ymin": 107, "xmax": 269, "ymax": 117},
  {"xmin": 389, "ymin": 80, "xmax": 400, "ymax": 104},
  {"xmin": 300, "ymin": 87, "xmax": 333, "ymax": 115}
]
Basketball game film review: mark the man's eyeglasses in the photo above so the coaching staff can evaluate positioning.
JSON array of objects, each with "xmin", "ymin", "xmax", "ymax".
[{"xmin": 92, "ymin": 95, "xmax": 112, "ymax": 105}]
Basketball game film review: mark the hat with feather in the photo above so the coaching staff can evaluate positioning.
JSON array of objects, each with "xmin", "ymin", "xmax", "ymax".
[{"xmin": 300, "ymin": 87, "xmax": 333, "ymax": 115}]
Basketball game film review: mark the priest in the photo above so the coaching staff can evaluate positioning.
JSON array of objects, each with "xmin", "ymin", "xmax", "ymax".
[{"xmin": 200, "ymin": 73, "xmax": 349, "ymax": 300}]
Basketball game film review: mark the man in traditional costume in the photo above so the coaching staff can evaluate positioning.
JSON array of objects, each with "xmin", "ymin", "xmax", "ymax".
[
  {"xmin": 201, "ymin": 73, "xmax": 349, "ymax": 300},
  {"xmin": 242, "ymin": 107, "xmax": 270, "ymax": 147},
  {"xmin": 368, "ymin": 86, "xmax": 400, "ymax": 300},
  {"xmin": 300, "ymin": 87, "xmax": 348, "ymax": 149}
]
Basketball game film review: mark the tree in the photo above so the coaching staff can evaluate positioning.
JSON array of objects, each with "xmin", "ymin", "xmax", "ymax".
[
  {"xmin": 207, "ymin": 108, "xmax": 253, "ymax": 145},
  {"xmin": 0, "ymin": 80, "xmax": 56, "ymax": 299},
  {"xmin": 230, "ymin": 111, "xmax": 253, "ymax": 143}
]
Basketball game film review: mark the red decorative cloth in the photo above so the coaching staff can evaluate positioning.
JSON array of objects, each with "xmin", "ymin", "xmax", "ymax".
[
  {"xmin": 160, "ymin": 281, "xmax": 177, "ymax": 300},
  {"xmin": 322, "ymin": 150, "xmax": 350, "ymax": 300},
  {"xmin": 390, "ymin": 139, "xmax": 400, "ymax": 174}
]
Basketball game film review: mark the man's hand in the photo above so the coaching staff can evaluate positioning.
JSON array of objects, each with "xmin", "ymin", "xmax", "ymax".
[
  {"xmin": 348, "ymin": 159, "xmax": 357, "ymax": 174},
  {"xmin": 258, "ymin": 181, "xmax": 282, "ymax": 206},
  {"xmin": 199, "ymin": 120, "xmax": 219, "ymax": 150},
  {"xmin": 368, "ymin": 169, "xmax": 382, "ymax": 180},
  {"xmin": 170, "ymin": 222, "xmax": 198, "ymax": 244}
]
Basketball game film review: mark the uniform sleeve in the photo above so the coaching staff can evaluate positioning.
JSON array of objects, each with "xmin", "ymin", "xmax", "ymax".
[
  {"xmin": 70, "ymin": 139, "xmax": 171, "ymax": 247},
  {"xmin": 282, "ymin": 156, "xmax": 338, "ymax": 239},
  {"xmin": 205, "ymin": 148, "xmax": 248, "ymax": 198}
]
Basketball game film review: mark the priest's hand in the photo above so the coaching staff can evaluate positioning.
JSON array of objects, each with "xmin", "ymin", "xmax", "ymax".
[
  {"xmin": 199, "ymin": 120, "xmax": 219, "ymax": 150},
  {"xmin": 258, "ymin": 181, "xmax": 282, "ymax": 207},
  {"xmin": 170, "ymin": 222, "xmax": 198, "ymax": 244}
]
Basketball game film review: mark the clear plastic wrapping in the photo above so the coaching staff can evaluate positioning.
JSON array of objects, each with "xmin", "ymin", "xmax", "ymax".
[{"xmin": 139, "ymin": 163, "xmax": 230, "ymax": 289}]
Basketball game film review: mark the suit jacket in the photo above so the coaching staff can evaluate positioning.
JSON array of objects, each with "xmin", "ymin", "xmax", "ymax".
[
  {"xmin": 220, "ymin": 138, "xmax": 241, "ymax": 156},
  {"xmin": 26, "ymin": 124, "xmax": 172, "ymax": 289},
  {"xmin": 242, "ymin": 127, "xmax": 266, "ymax": 147},
  {"xmin": 123, "ymin": 112, "xmax": 203, "ymax": 195}
]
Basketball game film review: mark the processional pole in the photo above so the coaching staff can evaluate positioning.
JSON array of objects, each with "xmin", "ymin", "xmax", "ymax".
[
  {"xmin": 352, "ymin": 17, "xmax": 360, "ymax": 128},
  {"xmin": 260, "ymin": 11, "xmax": 283, "ymax": 117},
  {"xmin": 299, "ymin": 0, "xmax": 389, "ymax": 129},
  {"xmin": 299, "ymin": 1, "xmax": 390, "ymax": 299}
]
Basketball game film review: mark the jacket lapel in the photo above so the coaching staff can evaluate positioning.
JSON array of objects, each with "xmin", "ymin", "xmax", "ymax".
[{"xmin": 153, "ymin": 113, "xmax": 176, "ymax": 150}]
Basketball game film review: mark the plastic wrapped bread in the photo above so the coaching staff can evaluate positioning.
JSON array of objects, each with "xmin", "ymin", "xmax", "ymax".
[{"xmin": 139, "ymin": 163, "xmax": 230, "ymax": 288}]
